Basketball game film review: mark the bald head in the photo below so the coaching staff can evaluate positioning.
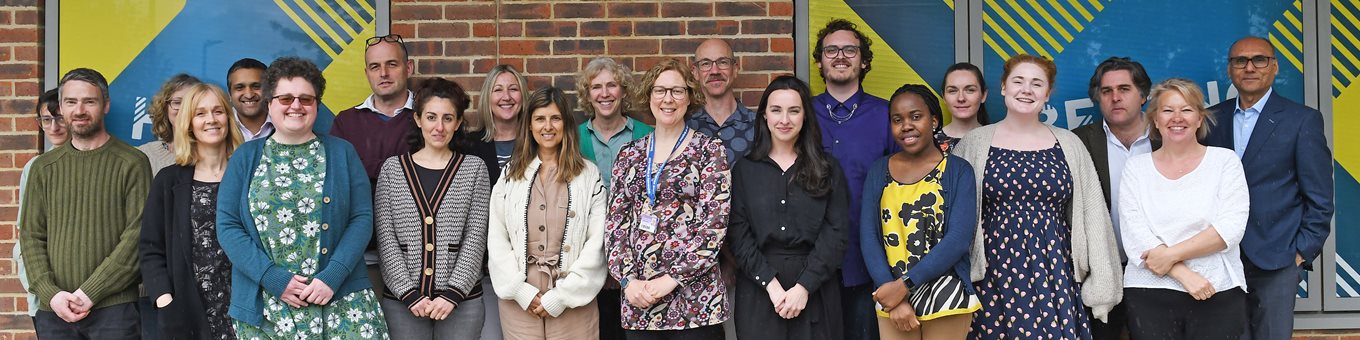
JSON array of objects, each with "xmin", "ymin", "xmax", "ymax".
[
  {"xmin": 1229, "ymin": 36, "xmax": 1274, "ymax": 56},
  {"xmin": 694, "ymin": 39, "xmax": 739, "ymax": 99},
  {"xmin": 1227, "ymin": 36, "xmax": 1278, "ymax": 100}
]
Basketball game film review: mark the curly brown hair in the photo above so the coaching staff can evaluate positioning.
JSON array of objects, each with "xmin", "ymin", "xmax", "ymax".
[
  {"xmin": 150, "ymin": 74, "xmax": 202, "ymax": 142},
  {"xmin": 632, "ymin": 59, "xmax": 705, "ymax": 120}
]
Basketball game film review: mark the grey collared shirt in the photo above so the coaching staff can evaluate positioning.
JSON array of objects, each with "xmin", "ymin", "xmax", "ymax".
[{"xmin": 686, "ymin": 100, "xmax": 756, "ymax": 166}]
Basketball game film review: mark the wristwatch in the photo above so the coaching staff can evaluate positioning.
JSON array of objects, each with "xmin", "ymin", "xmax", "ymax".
[
  {"xmin": 900, "ymin": 276, "xmax": 916, "ymax": 291},
  {"xmin": 620, "ymin": 277, "xmax": 631, "ymax": 289}
]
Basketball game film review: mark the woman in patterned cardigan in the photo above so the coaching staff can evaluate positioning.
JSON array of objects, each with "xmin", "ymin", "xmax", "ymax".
[{"xmin": 374, "ymin": 77, "xmax": 491, "ymax": 339}]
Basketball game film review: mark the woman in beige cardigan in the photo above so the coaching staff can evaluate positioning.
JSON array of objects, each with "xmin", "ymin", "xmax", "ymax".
[
  {"xmin": 952, "ymin": 54, "xmax": 1122, "ymax": 339},
  {"xmin": 487, "ymin": 87, "xmax": 609, "ymax": 340}
]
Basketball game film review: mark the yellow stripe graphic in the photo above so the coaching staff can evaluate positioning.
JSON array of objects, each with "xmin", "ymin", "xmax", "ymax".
[
  {"xmin": 356, "ymin": 0, "xmax": 376, "ymax": 16},
  {"xmin": 1065, "ymin": 0, "xmax": 1094, "ymax": 21},
  {"xmin": 1269, "ymin": 34, "xmax": 1303, "ymax": 72},
  {"xmin": 317, "ymin": 0, "xmax": 360, "ymax": 38},
  {"xmin": 293, "ymin": 0, "xmax": 347, "ymax": 47},
  {"xmin": 274, "ymin": 0, "xmax": 339, "ymax": 57},
  {"xmin": 986, "ymin": 0, "xmax": 1053, "ymax": 57},
  {"xmin": 1045, "ymin": 0, "xmax": 1084, "ymax": 31},
  {"xmin": 1025, "ymin": 0, "xmax": 1075, "ymax": 42},
  {"xmin": 984, "ymin": 12, "xmax": 1029, "ymax": 58},
  {"xmin": 1004, "ymin": 0, "xmax": 1065, "ymax": 53},
  {"xmin": 336, "ymin": 0, "xmax": 367, "ymax": 24}
]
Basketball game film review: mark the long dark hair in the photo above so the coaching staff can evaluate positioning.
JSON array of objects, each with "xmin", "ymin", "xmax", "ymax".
[
  {"xmin": 941, "ymin": 62, "xmax": 990, "ymax": 125},
  {"xmin": 406, "ymin": 77, "xmax": 472, "ymax": 152},
  {"xmin": 505, "ymin": 87, "xmax": 586, "ymax": 184},
  {"xmin": 747, "ymin": 75, "xmax": 835, "ymax": 198},
  {"xmin": 890, "ymin": 84, "xmax": 946, "ymax": 151}
]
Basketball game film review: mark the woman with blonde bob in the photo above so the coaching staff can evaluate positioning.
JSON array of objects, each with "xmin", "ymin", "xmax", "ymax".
[
  {"xmin": 1118, "ymin": 78, "xmax": 1248, "ymax": 339},
  {"xmin": 140, "ymin": 83, "xmax": 244, "ymax": 339},
  {"xmin": 488, "ymin": 87, "xmax": 609, "ymax": 339}
]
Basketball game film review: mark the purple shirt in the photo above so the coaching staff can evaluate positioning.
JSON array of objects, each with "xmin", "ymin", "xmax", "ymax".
[
  {"xmin": 813, "ymin": 90, "xmax": 897, "ymax": 287},
  {"xmin": 330, "ymin": 92, "xmax": 416, "ymax": 184}
]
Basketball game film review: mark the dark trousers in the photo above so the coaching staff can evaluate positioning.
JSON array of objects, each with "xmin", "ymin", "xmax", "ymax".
[
  {"xmin": 1089, "ymin": 298, "xmax": 1128, "ymax": 340},
  {"xmin": 598, "ymin": 288, "xmax": 626, "ymax": 340},
  {"xmin": 138, "ymin": 296, "xmax": 158, "ymax": 340},
  {"xmin": 36, "ymin": 302, "xmax": 141, "ymax": 340},
  {"xmin": 1124, "ymin": 287, "xmax": 1246, "ymax": 340},
  {"xmin": 625, "ymin": 324, "xmax": 725, "ymax": 340},
  {"xmin": 842, "ymin": 283, "xmax": 880, "ymax": 340},
  {"xmin": 1242, "ymin": 260, "xmax": 1302, "ymax": 340}
]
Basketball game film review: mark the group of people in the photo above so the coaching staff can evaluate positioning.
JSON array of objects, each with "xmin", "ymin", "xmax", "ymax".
[{"xmin": 16, "ymin": 17, "xmax": 1332, "ymax": 340}]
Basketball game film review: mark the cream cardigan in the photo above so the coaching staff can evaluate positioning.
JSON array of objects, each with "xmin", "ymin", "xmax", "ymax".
[
  {"xmin": 953, "ymin": 124, "xmax": 1123, "ymax": 321},
  {"xmin": 487, "ymin": 157, "xmax": 609, "ymax": 317}
]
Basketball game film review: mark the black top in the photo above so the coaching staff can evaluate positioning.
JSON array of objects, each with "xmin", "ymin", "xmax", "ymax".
[
  {"xmin": 457, "ymin": 129, "xmax": 502, "ymax": 185},
  {"xmin": 726, "ymin": 155, "xmax": 850, "ymax": 293},
  {"xmin": 412, "ymin": 163, "xmax": 442, "ymax": 200}
]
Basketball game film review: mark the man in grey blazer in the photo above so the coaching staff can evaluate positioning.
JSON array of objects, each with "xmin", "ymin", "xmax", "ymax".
[
  {"xmin": 1072, "ymin": 56, "xmax": 1157, "ymax": 340},
  {"xmin": 1204, "ymin": 36, "xmax": 1334, "ymax": 340}
]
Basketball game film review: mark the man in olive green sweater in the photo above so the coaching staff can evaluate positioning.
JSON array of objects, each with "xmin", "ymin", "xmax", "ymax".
[{"xmin": 20, "ymin": 68, "xmax": 149, "ymax": 339}]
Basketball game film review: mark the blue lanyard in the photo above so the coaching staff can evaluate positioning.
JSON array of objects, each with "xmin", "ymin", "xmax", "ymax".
[{"xmin": 646, "ymin": 126, "xmax": 689, "ymax": 207}]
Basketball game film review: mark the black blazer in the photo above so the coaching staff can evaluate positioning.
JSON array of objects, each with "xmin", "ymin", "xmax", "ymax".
[
  {"xmin": 1203, "ymin": 91, "xmax": 1333, "ymax": 270},
  {"xmin": 1072, "ymin": 122, "xmax": 1160, "ymax": 208},
  {"xmin": 139, "ymin": 164, "xmax": 212, "ymax": 339}
]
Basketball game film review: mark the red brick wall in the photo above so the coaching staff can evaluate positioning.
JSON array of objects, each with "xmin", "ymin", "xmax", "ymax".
[
  {"xmin": 0, "ymin": 0, "xmax": 41, "ymax": 338},
  {"xmin": 391, "ymin": 0, "xmax": 796, "ymax": 112}
]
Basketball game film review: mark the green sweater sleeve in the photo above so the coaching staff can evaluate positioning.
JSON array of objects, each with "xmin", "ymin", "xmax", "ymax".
[
  {"xmin": 78, "ymin": 158, "xmax": 151, "ymax": 304},
  {"xmin": 19, "ymin": 167, "xmax": 61, "ymax": 303}
]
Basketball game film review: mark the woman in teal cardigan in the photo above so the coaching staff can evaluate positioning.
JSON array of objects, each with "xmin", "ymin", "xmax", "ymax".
[{"xmin": 217, "ymin": 57, "xmax": 388, "ymax": 337}]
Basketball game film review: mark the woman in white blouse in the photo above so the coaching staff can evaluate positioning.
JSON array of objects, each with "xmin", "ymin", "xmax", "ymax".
[{"xmin": 1118, "ymin": 78, "xmax": 1250, "ymax": 340}]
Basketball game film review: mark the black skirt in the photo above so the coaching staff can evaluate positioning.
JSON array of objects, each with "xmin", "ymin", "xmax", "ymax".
[{"xmin": 733, "ymin": 251, "xmax": 843, "ymax": 340}]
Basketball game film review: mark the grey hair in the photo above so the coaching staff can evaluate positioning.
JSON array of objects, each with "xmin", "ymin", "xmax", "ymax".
[{"xmin": 59, "ymin": 68, "xmax": 110, "ymax": 104}]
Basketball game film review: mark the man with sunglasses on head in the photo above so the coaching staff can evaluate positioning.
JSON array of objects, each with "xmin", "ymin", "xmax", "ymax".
[
  {"xmin": 227, "ymin": 58, "xmax": 273, "ymax": 141},
  {"xmin": 1204, "ymin": 36, "xmax": 1333, "ymax": 340},
  {"xmin": 687, "ymin": 38, "xmax": 756, "ymax": 166},
  {"xmin": 329, "ymin": 33, "xmax": 418, "ymax": 306},
  {"xmin": 810, "ymin": 18, "xmax": 895, "ymax": 340}
]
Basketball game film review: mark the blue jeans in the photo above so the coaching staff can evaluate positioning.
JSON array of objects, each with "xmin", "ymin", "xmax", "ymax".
[
  {"xmin": 1242, "ymin": 260, "xmax": 1301, "ymax": 340},
  {"xmin": 841, "ymin": 283, "xmax": 880, "ymax": 340}
]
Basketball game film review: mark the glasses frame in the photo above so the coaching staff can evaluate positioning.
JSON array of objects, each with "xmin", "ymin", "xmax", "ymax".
[
  {"xmin": 694, "ymin": 57, "xmax": 736, "ymax": 71},
  {"xmin": 365, "ymin": 34, "xmax": 403, "ymax": 47},
  {"xmin": 272, "ymin": 94, "xmax": 318, "ymax": 106},
  {"xmin": 650, "ymin": 86, "xmax": 690, "ymax": 100},
  {"xmin": 1228, "ymin": 55, "xmax": 1276, "ymax": 69},
  {"xmin": 37, "ymin": 115, "xmax": 64, "ymax": 128},
  {"xmin": 821, "ymin": 45, "xmax": 861, "ymax": 59}
]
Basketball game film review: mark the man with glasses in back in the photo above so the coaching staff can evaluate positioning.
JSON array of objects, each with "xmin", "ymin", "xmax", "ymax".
[
  {"xmin": 227, "ymin": 58, "xmax": 272, "ymax": 141},
  {"xmin": 21, "ymin": 68, "xmax": 151, "ymax": 339},
  {"xmin": 1204, "ymin": 36, "xmax": 1334, "ymax": 340},
  {"xmin": 811, "ymin": 18, "xmax": 895, "ymax": 340},
  {"xmin": 329, "ymin": 33, "xmax": 418, "ymax": 304},
  {"xmin": 688, "ymin": 38, "xmax": 756, "ymax": 166}
]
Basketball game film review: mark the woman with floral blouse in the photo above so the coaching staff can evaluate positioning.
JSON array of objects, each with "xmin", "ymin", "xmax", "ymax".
[{"xmin": 605, "ymin": 58, "xmax": 731, "ymax": 340}]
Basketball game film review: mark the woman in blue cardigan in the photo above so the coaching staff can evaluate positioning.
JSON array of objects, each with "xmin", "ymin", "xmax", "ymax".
[
  {"xmin": 217, "ymin": 57, "xmax": 388, "ymax": 338},
  {"xmin": 860, "ymin": 84, "xmax": 979, "ymax": 340}
]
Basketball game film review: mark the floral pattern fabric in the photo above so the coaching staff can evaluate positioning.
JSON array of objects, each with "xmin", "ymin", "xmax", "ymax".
[
  {"xmin": 189, "ymin": 181, "xmax": 236, "ymax": 340},
  {"xmin": 605, "ymin": 133, "xmax": 731, "ymax": 330},
  {"xmin": 876, "ymin": 157, "xmax": 979, "ymax": 320},
  {"xmin": 233, "ymin": 138, "xmax": 388, "ymax": 339}
]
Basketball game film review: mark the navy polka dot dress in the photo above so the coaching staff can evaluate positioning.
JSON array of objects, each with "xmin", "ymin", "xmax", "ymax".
[{"xmin": 970, "ymin": 143, "xmax": 1091, "ymax": 339}]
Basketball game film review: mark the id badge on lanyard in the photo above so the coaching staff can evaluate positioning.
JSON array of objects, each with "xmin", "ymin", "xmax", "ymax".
[{"xmin": 641, "ymin": 127, "xmax": 688, "ymax": 233}]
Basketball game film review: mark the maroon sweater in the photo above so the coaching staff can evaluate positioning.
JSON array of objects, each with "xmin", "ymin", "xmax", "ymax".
[{"xmin": 330, "ymin": 106, "xmax": 414, "ymax": 184}]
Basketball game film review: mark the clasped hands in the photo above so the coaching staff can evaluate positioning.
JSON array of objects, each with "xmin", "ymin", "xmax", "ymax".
[
  {"xmin": 408, "ymin": 296, "xmax": 457, "ymax": 320},
  {"xmin": 623, "ymin": 275, "xmax": 681, "ymax": 309},
  {"xmin": 49, "ymin": 289, "xmax": 93, "ymax": 323},
  {"xmin": 280, "ymin": 275, "xmax": 335, "ymax": 308},
  {"xmin": 872, "ymin": 280, "xmax": 919, "ymax": 332},
  {"xmin": 1141, "ymin": 245, "xmax": 1216, "ymax": 300}
]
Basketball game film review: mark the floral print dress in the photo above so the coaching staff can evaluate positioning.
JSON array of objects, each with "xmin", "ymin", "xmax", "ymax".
[
  {"xmin": 233, "ymin": 138, "xmax": 388, "ymax": 339},
  {"xmin": 190, "ymin": 180, "xmax": 236, "ymax": 340}
]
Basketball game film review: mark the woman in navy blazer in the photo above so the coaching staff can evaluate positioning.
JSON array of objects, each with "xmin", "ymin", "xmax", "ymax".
[{"xmin": 217, "ymin": 57, "xmax": 388, "ymax": 337}]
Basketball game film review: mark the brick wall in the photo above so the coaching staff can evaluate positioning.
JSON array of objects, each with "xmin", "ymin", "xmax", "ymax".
[
  {"xmin": 0, "ymin": 0, "xmax": 40, "ymax": 338},
  {"xmin": 391, "ymin": 0, "xmax": 796, "ymax": 112}
]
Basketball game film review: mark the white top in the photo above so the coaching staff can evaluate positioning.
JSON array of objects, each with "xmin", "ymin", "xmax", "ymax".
[
  {"xmin": 1102, "ymin": 122, "xmax": 1153, "ymax": 263},
  {"xmin": 1119, "ymin": 147, "xmax": 1250, "ymax": 293}
]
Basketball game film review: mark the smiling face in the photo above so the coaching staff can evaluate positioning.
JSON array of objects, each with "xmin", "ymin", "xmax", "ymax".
[
  {"xmin": 61, "ymin": 80, "xmax": 109, "ymax": 139},
  {"xmin": 228, "ymin": 68, "xmax": 264, "ymax": 118},
  {"xmin": 416, "ymin": 97, "xmax": 461, "ymax": 152},
  {"xmin": 1228, "ymin": 38, "xmax": 1278, "ymax": 99},
  {"xmin": 649, "ymin": 70, "xmax": 690, "ymax": 128},
  {"xmin": 490, "ymin": 72, "xmax": 523, "ymax": 122},
  {"xmin": 589, "ymin": 70, "xmax": 624, "ymax": 118},
  {"xmin": 364, "ymin": 41, "xmax": 412, "ymax": 99},
  {"xmin": 693, "ymin": 39, "xmax": 737, "ymax": 98},
  {"xmin": 530, "ymin": 104, "xmax": 564, "ymax": 152},
  {"xmin": 1097, "ymin": 69, "xmax": 1147, "ymax": 129},
  {"xmin": 1151, "ymin": 90, "xmax": 1204, "ymax": 145},
  {"xmin": 1001, "ymin": 62, "xmax": 1052, "ymax": 116},
  {"xmin": 190, "ymin": 90, "xmax": 230, "ymax": 147},
  {"xmin": 764, "ymin": 89, "xmax": 805, "ymax": 147},
  {"xmin": 944, "ymin": 69, "xmax": 986, "ymax": 121},
  {"xmin": 39, "ymin": 100, "xmax": 68, "ymax": 146},
  {"xmin": 266, "ymin": 77, "xmax": 318, "ymax": 139},
  {"xmin": 816, "ymin": 30, "xmax": 865, "ymax": 85},
  {"xmin": 890, "ymin": 92, "xmax": 937, "ymax": 155}
]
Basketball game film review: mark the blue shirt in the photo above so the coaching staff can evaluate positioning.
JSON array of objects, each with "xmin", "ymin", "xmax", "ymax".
[
  {"xmin": 1232, "ymin": 87, "xmax": 1272, "ymax": 158},
  {"xmin": 813, "ymin": 90, "xmax": 897, "ymax": 286},
  {"xmin": 687, "ymin": 101, "xmax": 757, "ymax": 166}
]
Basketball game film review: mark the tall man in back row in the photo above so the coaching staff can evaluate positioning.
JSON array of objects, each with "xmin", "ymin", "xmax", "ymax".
[
  {"xmin": 1204, "ymin": 36, "xmax": 1334, "ymax": 340},
  {"xmin": 812, "ymin": 19, "xmax": 897, "ymax": 340}
]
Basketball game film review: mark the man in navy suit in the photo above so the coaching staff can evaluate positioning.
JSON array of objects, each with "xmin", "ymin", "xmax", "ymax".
[{"xmin": 1204, "ymin": 36, "xmax": 1334, "ymax": 340}]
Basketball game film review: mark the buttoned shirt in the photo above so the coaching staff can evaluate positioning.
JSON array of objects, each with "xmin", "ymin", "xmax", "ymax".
[
  {"xmin": 235, "ymin": 111, "xmax": 274, "ymax": 141},
  {"xmin": 1103, "ymin": 122, "xmax": 1152, "ymax": 262},
  {"xmin": 584, "ymin": 118, "xmax": 642, "ymax": 190},
  {"xmin": 1233, "ymin": 87, "xmax": 1272, "ymax": 158},
  {"xmin": 687, "ymin": 100, "xmax": 756, "ymax": 166},
  {"xmin": 811, "ymin": 89, "xmax": 895, "ymax": 286}
]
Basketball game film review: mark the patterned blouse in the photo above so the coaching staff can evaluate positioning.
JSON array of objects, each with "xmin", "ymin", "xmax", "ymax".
[{"xmin": 605, "ymin": 132, "xmax": 731, "ymax": 330}]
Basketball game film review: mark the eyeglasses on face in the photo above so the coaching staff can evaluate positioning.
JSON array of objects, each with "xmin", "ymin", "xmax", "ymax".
[
  {"xmin": 272, "ymin": 94, "xmax": 317, "ymax": 106},
  {"xmin": 1229, "ymin": 55, "xmax": 1275, "ymax": 69},
  {"xmin": 37, "ymin": 115, "xmax": 64, "ymax": 127},
  {"xmin": 821, "ymin": 45, "xmax": 861, "ymax": 58},
  {"xmin": 365, "ymin": 34, "xmax": 403, "ymax": 47},
  {"xmin": 694, "ymin": 58, "xmax": 736, "ymax": 71},
  {"xmin": 651, "ymin": 86, "xmax": 689, "ymax": 100}
]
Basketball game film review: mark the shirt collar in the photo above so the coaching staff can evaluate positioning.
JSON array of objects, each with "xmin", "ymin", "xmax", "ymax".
[
  {"xmin": 585, "ymin": 117, "xmax": 636, "ymax": 135},
  {"xmin": 234, "ymin": 109, "xmax": 273, "ymax": 131},
  {"xmin": 693, "ymin": 99, "xmax": 754, "ymax": 125},
  {"xmin": 356, "ymin": 90, "xmax": 416, "ymax": 116},
  {"xmin": 1101, "ymin": 121, "xmax": 1150, "ymax": 144},
  {"xmin": 1233, "ymin": 87, "xmax": 1273, "ymax": 117}
]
